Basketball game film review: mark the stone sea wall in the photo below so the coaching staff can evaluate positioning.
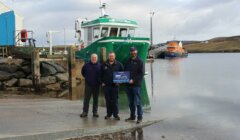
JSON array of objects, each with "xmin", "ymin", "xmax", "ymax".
[{"xmin": 0, "ymin": 58, "xmax": 69, "ymax": 92}]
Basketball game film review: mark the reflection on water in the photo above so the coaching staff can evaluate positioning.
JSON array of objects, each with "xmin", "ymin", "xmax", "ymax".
[
  {"xmin": 130, "ymin": 128, "xmax": 144, "ymax": 140},
  {"xmin": 69, "ymin": 128, "xmax": 144, "ymax": 140},
  {"xmin": 143, "ymin": 53, "xmax": 240, "ymax": 140},
  {"xmin": 166, "ymin": 58, "xmax": 182, "ymax": 77}
]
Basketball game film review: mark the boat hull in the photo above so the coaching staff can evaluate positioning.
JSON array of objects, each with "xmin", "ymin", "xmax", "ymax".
[
  {"xmin": 157, "ymin": 51, "xmax": 188, "ymax": 59},
  {"xmin": 165, "ymin": 52, "xmax": 188, "ymax": 58}
]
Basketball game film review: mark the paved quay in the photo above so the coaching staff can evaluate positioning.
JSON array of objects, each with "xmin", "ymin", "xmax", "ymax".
[{"xmin": 0, "ymin": 98, "xmax": 161, "ymax": 140}]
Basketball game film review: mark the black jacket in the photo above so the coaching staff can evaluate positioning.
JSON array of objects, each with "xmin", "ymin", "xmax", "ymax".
[
  {"xmin": 81, "ymin": 62, "xmax": 101, "ymax": 87},
  {"xmin": 101, "ymin": 60, "xmax": 124, "ymax": 86},
  {"xmin": 125, "ymin": 56, "xmax": 145, "ymax": 86}
]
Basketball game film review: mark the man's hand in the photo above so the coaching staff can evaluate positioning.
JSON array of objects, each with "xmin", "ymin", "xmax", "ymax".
[
  {"xmin": 129, "ymin": 79, "xmax": 134, "ymax": 84},
  {"xmin": 102, "ymin": 83, "xmax": 105, "ymax": 87}
]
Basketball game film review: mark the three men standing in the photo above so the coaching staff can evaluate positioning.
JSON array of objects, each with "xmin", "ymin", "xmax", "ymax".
[{"xmin": 80, "ymin": 48, "xmax": 144, "ymax": 124}]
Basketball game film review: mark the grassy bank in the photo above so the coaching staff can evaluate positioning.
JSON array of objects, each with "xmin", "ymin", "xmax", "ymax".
[{"xmin": 184, "ymin": 36, "xmax": 240, "ymax": 53}]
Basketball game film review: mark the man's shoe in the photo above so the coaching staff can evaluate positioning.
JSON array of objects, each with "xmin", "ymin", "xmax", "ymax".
[
  {"xmin": 136, "ymin": 118, "xmax": 142, "ymax": 124},
  {"xmin": 104, "ymin": 115, "xmax": 111, "ymax": 120},
  {"xmin": 80, "ymin": 112, "xmax": 88, "ymax": 118},
  {"xmin": 125, "ymin": 116, "xmax": 136, "ymax": 122},
  {"xmin": 93, "ymin": 113, "xmax": 99, "ymax": 118},
  {"xmin": 114, "ymin": 115, "xmax": 120, "ymax": 120}
]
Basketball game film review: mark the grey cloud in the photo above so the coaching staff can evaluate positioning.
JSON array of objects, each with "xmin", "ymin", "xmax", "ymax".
[
  {"xmin": 5, "ymin": 0, "xmax": 240, "ymax": 45},
  {"xmin": 184, "ymin": 0, "xmax": 236, "ymax": 10}
]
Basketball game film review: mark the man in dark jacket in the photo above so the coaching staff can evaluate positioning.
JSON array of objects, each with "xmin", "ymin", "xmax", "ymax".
[
  {"xmin": 80, "ymin": 54, "xmax": 101, "ymax": 118},
  {"xmin": 101, "ymin": 52, "xmax": 123, "ymax": 120},
  {"xmin": 125, "ymin": 47, "xmax": 145, "ymax": 124}
]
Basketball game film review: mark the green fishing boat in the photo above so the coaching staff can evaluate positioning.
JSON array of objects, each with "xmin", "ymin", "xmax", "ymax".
[{"xmin": 75, "ymin": 2, "xmax": 150, "ymax": 108}]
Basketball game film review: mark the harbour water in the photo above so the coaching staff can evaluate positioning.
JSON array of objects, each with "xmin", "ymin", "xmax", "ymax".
[{"xmin": 141, "ymin": 53, "xmax": 240, "ymax": 140}]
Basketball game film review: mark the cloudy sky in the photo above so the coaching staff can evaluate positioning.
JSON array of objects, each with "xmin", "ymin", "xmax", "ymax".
[{"xmin": 1, "ymin": 0, "xmax": 240, "ymax": 46}]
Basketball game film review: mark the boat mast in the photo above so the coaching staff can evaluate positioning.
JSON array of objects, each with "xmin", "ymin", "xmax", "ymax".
[{"xmin": 99, "ymin": 0, "xmax": 107, "ymax": 17}]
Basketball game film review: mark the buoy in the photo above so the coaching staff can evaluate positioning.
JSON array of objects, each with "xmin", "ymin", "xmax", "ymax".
[{"xmin": 20, "ymin": 29, "xmax": 28, "ymax": 42}]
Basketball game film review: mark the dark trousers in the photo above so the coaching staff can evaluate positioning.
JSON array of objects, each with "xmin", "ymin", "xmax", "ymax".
[
  {"xmin": 126, "ymin": 86, "xmax": 143, "ymax": 119},
  {"xmin": 82, "ymin": 84, "xmax": 99, "ymax": 114},
  {"xmin": 104, "ymin": 86, "xmax": 119, "ymax": 117}
]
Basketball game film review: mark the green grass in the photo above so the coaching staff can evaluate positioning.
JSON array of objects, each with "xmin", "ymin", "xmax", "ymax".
[{"xmin": 184, "ymin": 40, "xmax": 240, "ymax": 53}]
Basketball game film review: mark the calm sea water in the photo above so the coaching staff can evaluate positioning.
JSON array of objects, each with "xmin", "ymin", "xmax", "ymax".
[{"xmin": 142, "ymin": 53, "xmax": 240, "ymax": 140}]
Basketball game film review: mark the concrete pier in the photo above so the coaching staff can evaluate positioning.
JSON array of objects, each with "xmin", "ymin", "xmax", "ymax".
[{"xmin": 0, "ymin": 98, "xmax": 161, "ymax": 140}]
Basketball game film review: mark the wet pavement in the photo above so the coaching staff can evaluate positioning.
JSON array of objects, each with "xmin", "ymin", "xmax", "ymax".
[{"xmin": 0, "ymin": 98, "xmax": 160, "ymax": 140}]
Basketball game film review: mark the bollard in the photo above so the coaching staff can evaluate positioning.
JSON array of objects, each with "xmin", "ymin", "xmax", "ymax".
[
  {"xmin": 32, "ymin": 49, "xmax": 41, "ymax": 92},
  {"xmin": 68, "ymin": 46, "xmax": 77, "ymax": 100}
]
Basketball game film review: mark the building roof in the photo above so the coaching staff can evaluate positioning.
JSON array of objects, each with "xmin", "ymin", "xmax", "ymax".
[
  {"xmin": 0, "ymin": 2, "xmax": 23, "ymax": 18},
  {"xmin": 0, "ymin": 1, "xmax": 11, "ymax": 14},
  {"xmin": 81, "ymin": 17, "xmax": 138, "ymax": 28}
]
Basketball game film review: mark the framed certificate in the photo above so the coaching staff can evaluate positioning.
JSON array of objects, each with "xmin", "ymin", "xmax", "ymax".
[{"xmin": 113, "ymin": 71, "xmax": 130, "ymax": 83}]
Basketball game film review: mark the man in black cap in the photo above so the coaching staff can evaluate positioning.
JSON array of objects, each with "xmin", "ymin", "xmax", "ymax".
[
  {"xmin": 125, "ymin": 47, "xmax": 145, "ymax": 124},
  {"xmin": 101, "ymin": 51, "xmax": 124, "ymax": 120}
]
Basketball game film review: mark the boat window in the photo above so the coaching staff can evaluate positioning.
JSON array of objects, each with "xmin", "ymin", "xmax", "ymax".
[
  {"xmin": 129, "ymin": 29, "xmax": 135, "ymax": 37},
  {"xmin": 110, "ymin": 28, "xmax": 118, "ymax": 37},
  {"xmin": 119, "ymin": 28, "xmax": 128, "ymax": 37},
  {"xmin": 101, "ymin": 27, "xmax": 109, "ymax": 37},
  {"xmin": 87, "ymin": 28, "xmax": 92, "ymax": 42},
  {"xmin": 93, "ymin": 27, "xmax": 100, "ymax": 39}
]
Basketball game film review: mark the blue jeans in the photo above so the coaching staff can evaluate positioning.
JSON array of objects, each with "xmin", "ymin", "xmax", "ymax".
[
  {"xmin": 104, "ymin": 86, "xmax": 119, "ymax": 117},
  {"xmin": 126, "ymin": 86, "xmax": 143, "ymax": 119}
]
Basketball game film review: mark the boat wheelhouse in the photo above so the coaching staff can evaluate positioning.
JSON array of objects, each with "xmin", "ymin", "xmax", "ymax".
[{"xmin": 80, "ymin": 17, "xmax": 138, "ymax": 46}]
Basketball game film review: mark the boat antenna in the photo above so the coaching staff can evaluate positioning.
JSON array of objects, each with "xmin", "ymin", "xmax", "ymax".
[{"xmin": 99, "ymin": 0, "xmax": 107, "ymax": 17}]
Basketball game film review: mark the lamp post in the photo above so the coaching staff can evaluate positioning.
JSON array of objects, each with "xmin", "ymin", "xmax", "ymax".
[
  {"xmin": 150, "ymin": 11, "xmax": 154, "ymax": 47},
  {"xmin": 149, "ymin": 10, "xmax": 159, "ymax": 47}
]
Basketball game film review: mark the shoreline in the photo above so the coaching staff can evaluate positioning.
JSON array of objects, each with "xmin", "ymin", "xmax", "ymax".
[{"xmin": 188, "ymin": 51, "xmax": 240, "ymax": 53}]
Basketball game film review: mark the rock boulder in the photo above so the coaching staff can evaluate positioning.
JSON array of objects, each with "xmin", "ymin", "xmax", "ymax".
[
  {"xmin": 21, "ymin": 65, "xmax": 31, "ymax": 74},
  {"xmin": 0, "ymin": 64, "xmax": 20, "ymax": 73},
  {"xmin": 40, "ymin": 76, "xmax": 57, "ymax": 85},
  {"xmin": 0, "ymin": 71, "xmax": 12, "ymax": 81},
  {"xmin": 3, "ymin": 78, "xmax": 18, "ymax": 87},
  {"xmin": 19, "ymin": 79, "xmax": 33, "ymax": 87},
  {"xmin": 44, "ymin": 62, "xmax": 66, "ymax": 73},
  {"xmin": 40, "ymin": 62, "xmax": 57, "ymax": 76},
  {"xmin": 12, "ymin": 71, "xmax": 26, "ymax": 79},
  {"xmin": 55, "ymin": 73, "xmax": 68, "ymax": 82}
]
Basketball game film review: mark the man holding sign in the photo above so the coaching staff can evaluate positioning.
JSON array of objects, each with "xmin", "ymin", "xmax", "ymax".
[
  {"xmin": 101, "ymin": 52, "xmax": 124, "ymax": 120},
  {"xmin": 125, "ymin": 47, "xmax": 145, "ymax": 124}
]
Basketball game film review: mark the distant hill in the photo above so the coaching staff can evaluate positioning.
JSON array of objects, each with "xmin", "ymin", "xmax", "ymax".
[
  {"xmin": 154, "ymin": 40, "xmax": 200, "ymax": 48},
  {"xmin": 184, "ymin": 36, "xmax": 240, "ymax": 53}
]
